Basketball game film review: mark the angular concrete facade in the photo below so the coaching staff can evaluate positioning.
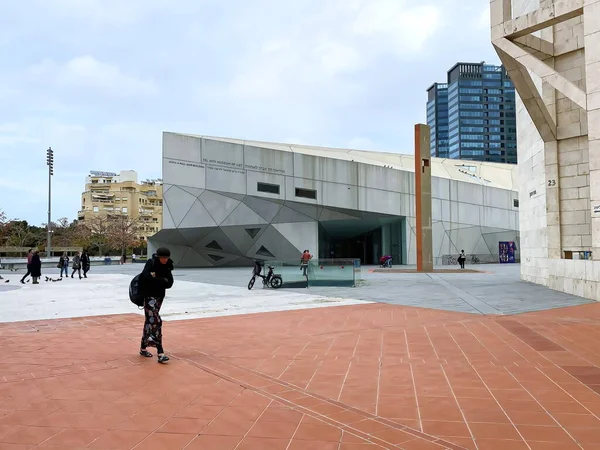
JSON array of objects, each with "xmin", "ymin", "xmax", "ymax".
[
  {"xmin": 150, "ymin": 133, "xmax": 519, "ymax": 267},
  {"xmin": 491, "ymin": 0, "xmax": 600, "ymax": 299}
]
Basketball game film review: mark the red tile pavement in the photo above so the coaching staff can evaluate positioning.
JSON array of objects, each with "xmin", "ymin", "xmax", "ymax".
[{"xmin": 2, "ymin": 302, "xmax": 600, "ymax": 449}]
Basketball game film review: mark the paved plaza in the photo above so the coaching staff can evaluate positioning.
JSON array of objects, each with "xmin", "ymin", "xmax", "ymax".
[{"xmin": 1, "ymin": 264, "xmax": 600, "ymax": 449}]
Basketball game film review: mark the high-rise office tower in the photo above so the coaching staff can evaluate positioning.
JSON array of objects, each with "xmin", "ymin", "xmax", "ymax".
[{"xmin": 427, "ymin": 62, "xmax": 517, "ymax": 164}]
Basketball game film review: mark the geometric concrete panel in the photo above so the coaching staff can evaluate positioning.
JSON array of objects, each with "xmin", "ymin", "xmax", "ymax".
[
  {"xmin": 164, "ymin": 186, "xmax": 197, "ymax": 227},
  {"xmin": 179, "ymin": 199, "xmax": 218, "ymax": 228},
  {"xmin": 178, "ymin": 247, "xmax": 213, "ymax": 267},
  {"xmin": 246, "ymin": 225, "xmax": 303, "ymax": 261},
  {"xmin": 180, "ymin": 186, "xmax": 205, "ymax": 198},
  {"xmin": 242, "ymin": 196, "xmax": 282, "ymax": 222},
  {"xmin": 272, "ymin": 222, "xmax": 318, "ymax": 253},
  {"xmin": 162, "ymin": 203, "xmax": 177, "ymax": 229},
  {"xmin": 177, "ymin": 227, "xmax": 217, "ymax": 246},
  {"xmin": 163, "ymin": 184, "xmax": 173, "ymax": 195},
  {"xmin": 221, "ymin": 202, "xmax": 268, "ymax": 226},
  {"xmin": 221, "ymin": 225, "xmax": 268, "ymax": 255},
  {"xmin": 193, "ymin": 227, "xmax": 243, "ymax": 256},
  {"xmin": 319, "ymin": 207, "xmax": 361, "ymax": 222},
  {"xmin": 284, "ymin": 201, "xmax": 321, "ymax": 220},
  {"xmin": 199, "ymin": 190, "xmax": 242, "ymax": 225},
  {"xmin": 214, "ymin": 190, "xmax": 246, "ymax": 202},
  {"xmin": 272, "ymin": 205, "xmax": 314, "ymax": 223},
  {"xmin": 152, "ymin": 228, "xmax": 188, "ymax": 246}
]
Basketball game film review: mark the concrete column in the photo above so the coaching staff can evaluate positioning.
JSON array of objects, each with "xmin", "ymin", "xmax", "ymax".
[
  {"xmin": 584, "ymin": 0, "xmax": 600, "ymax": 258},
  {"xmin": 414, "ymin": 124, "xmax": 433, "ymax": 272}
]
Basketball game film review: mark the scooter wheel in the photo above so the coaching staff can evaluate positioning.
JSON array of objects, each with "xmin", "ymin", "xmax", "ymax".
[{"xmin": 270, "ymin": 276, "xmax": 283, "ymax": 289}]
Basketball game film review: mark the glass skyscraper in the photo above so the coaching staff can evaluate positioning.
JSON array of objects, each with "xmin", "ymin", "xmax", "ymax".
[{"xmin": 426, "ymin": 62, "xmax": 517, "ymax": 164}]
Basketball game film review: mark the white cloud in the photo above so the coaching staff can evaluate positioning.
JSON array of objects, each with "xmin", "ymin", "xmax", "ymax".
[
  {"xmin": 350, "ymin": 0, "xmax": 442, "ymax": 54},
  {"xmin": 28, "ymin": 56, "xmax": 156, "ymax": 97},
  {"xmin": 314, "ymin": 40, "xmax": 364, "ymax": 76}
]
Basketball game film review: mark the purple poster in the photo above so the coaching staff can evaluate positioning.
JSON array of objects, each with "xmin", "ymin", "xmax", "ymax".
[{"xmin": 499, "ymin": 241, "xmax": 516, "ymax": 263}]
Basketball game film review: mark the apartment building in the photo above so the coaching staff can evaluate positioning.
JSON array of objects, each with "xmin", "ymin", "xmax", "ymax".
[{"xmin": 78, "ymin": 170, "xmax": 163, "ymax": 241}]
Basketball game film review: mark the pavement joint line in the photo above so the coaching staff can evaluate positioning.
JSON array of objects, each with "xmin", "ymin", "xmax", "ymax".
[
  {"xmin": 175, "ymin": 350, "xmax": 468, "ymax": 450},
  {"xmin": 428, "ymin": 273, "xmax": 503, "ymax": 315}
]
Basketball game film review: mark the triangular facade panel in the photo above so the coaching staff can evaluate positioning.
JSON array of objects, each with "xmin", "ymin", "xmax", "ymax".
[
  {"xmin": 272, "ymin": 206, "xmax": 314, "ymax": 224},
  {"xmin": 163, "ymin": 186, "xmax": 197, "ymax": 227},
  {"xmin": 180, "ymin": 186, "xmax": 205, "ymax": 198},
  {"xmin": 221, "ymin": 202, "xmax": 268, "ymax": 226},
  {"xmin": 221, "ymin": 225, "xmax": 267, "ymax": 255},
  {"xmin": 198, "ymin": 190, "xmax": 241, "ymax": 225},
  {"xmin": 319, "ymin": 207, "xmax": 361, "ymax": 222},
  {"xmin": 162, "ymin": 202, "xmax": 176, "ymax": 229},
  {"xmin": 178, "ymin": 247, "xmax": 214, "ymax": 267},
  {"xmin": 193, "ymin": 227, "xmax": 244, "ymax": 256},
  {"xmin": 243, "ymin": 196, "xmax": 282, "ymax": 222},
  {"xmin": 283, "ymin": 201, "xmax": 321, "ymax": 220},
  {"xmin": 177, "ymin": 227, "xmax": 217, "ymax": 246},
  {"xmin": 179, "ymin": 199, "xmax": 218, "ymax": 228}
]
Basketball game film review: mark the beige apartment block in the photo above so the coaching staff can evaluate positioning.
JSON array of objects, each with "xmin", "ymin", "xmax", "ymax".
[
  {"xmin": 490, "ymin": 0, "xmax": 600, "ymax": 299},
  {"xmin": 78, "ymin": 170, "xmax": 163, "ymax": 241}
]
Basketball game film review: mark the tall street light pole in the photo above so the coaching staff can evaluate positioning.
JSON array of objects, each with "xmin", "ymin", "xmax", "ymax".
[{"xmin": 46, "ymin": 147, "xmax": 54, "ymax": 258}]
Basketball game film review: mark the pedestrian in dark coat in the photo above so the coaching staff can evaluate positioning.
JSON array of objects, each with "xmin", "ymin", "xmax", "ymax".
[
  {"xmin": 138, "ymin": 247, "xmax": 174, "ymax": 364},
  {"xmin": 30, "ymin": 250, "xmax": 42, "ymax": 284},
  {"xmin": 81, "ymin": 251, "xmax": 91, "ymax": 278}
]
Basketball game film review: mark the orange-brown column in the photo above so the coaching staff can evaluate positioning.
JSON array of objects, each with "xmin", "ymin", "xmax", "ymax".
[{"xmin": 415, "ymin": 124, "xmax": 433, "ymax": 272}]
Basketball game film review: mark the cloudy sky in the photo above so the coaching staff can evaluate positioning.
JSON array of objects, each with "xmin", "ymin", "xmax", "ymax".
[{"xmin": 1, "ymin": 0, "xmax": 497, "ymax": 225}]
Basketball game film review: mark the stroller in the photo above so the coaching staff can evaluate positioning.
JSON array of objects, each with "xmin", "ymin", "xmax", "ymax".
[{"xmin": 379, "ymin": 255, "xmax": 392, "ymax": 268}]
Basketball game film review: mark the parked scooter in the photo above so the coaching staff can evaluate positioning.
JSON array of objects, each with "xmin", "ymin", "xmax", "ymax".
[{"xmin": 248, "ymin": 260, "xmax": 283, "ymax": 290}]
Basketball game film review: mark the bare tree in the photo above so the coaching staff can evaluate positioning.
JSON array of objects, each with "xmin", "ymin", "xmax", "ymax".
[
  {"xmin": 76, "ymin": 215, "xmax": 111, "ymax": 255},
  {"xmin": 106, "ymin": 215, "xmax": 141, "ymax": 256},
  {"xmin": 6, "ymin": 220, "xmax": 38, "ymax": 248},
  {"xmin": 47, "ymin": 217, "xmax": 79, "ymax": 247}
]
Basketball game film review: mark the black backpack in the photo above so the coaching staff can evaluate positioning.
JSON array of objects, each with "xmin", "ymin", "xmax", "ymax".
[{"xmin": 129, "ymin": 260, "xmax": 153, "ymax": 308}]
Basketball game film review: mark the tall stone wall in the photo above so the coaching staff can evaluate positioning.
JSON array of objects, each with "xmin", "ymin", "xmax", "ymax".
[{"xmin": 492, "ymin": 0, "xmax": 600, "ymax": 299}]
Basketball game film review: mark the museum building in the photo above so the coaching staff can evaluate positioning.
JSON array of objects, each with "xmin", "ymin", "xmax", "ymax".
[{"xmin": 148, "ymin": 132, "xmax": 520, "ymax": 267}]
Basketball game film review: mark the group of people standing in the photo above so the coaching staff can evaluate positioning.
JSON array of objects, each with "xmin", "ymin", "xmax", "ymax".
[
  {"xmin": 57, "ymin": 251, "xmax": 91, "ymax": 279},
  {"xmin": 19, "ymin": 249, "xmax": 91, "ymax": 283}
]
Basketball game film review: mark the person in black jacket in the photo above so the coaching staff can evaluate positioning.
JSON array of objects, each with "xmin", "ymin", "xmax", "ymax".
[
  {"xmin": 81, "ymin": 251, "xmax": 90, "ymax": 278},
  {"xmin": 138, "ymin": 247, "xmax": 174, "ymax": 363},
  {"xmin": 30, "ymin": 250, "xmax": 42, "ymax": 284}
]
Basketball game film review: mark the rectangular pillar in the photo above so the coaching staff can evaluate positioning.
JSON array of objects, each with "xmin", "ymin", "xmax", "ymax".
[{"xmin": 415, "ymin": 124, "xmax": 433, "ymax": 272}]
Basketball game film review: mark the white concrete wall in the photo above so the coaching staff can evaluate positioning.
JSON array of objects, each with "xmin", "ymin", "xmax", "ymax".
[{"xmin": 162, "ymin": 133, "xmax": 520, "ymax": 265}]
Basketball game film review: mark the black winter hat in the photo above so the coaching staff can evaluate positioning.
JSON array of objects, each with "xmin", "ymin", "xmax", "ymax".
[{"xmin": 156, "ymin": 247, "xmax": 171, "ymax": 257}]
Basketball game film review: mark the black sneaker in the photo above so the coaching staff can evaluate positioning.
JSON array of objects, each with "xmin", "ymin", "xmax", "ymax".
[{"xmin": 157, "ymin": 355, "xmax": 170, "ymax": 364}]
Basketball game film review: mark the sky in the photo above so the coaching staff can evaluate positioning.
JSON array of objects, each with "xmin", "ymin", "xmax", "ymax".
[{"xmin": 0, "ymin": 0, "xmax": 498, "ymax": 226}]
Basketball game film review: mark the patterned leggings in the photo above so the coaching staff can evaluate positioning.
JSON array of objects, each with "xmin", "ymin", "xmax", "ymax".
[{"xmin": 141, "ymin": 297, "xmax": 164, "ymax": 353}]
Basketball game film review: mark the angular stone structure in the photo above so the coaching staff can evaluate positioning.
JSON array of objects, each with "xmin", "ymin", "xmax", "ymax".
[
  {"xmin": 150, "ymin": 133, "xmax": 520, "ymax": 267},
  {"xmin": 490, "ymin": 0, "xmax": 600, "ymax": 298}
]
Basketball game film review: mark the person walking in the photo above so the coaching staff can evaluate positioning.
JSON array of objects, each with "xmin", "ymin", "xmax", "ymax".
[
  {"xmin": 30, "ymin": 250, "xmax": 42, "ymax": 284},
  {"xmin": 132, "ymin": 253, "xmax": 136, "ymax": 264},
  {"xmin": 58, "ymin": 253, "xmax": 70, "ymax": 278},
  {"xmin": 458, "ymin": 250, "xmax": 466, "ymax": 269},
  {"xmin": 81, "ymin": 251, "xmax": 90, "ymax": 278},
  {"xmin": 300, "ymin": 249, "xmax": 312, "ymax": 278},
  {"xmin": 20, "ymin": 249, "xmax": 34, "ymax": 284},
  {"xmin": 138, "ymin": 247, "xmax": 174, "ymax": 364},
  {"xmin": 71, "ymin": 252, "xmax": 82, "ymax": 279}
]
